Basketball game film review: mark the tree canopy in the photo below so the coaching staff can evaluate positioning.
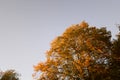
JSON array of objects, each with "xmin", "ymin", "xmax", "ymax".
[
  {"xmin": 33, "ymin": 21, "xmax": 120, "ymax": 80},
  {"xmin": 0, "ymin": 69, "xmax": 20, "ymax": 80},
  {"xmin": 110, "ymin": 31, "xmax": 120, "ymax": 80}
]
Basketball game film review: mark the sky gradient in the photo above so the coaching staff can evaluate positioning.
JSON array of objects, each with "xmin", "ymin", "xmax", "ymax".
[{"xmin": 0, "ymin": 0, "xmax": 120, "ymax": 80}]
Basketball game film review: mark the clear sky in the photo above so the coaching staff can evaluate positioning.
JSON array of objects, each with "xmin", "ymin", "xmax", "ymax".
[{"xmin": 0, "ymin": 0, "xmax": 120, "ymax": 80}]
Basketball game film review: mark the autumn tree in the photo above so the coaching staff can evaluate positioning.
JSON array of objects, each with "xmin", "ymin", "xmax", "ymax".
[
  {"xmin": 110, "ymin": 30, "xmax": 120, "ymax": 80},
  {"xmin": 33, "ymin": 21, "xmax": 113, "ymax": 80},
  {"xmin": 0, "ymin": 69, "xmax": 20, "ymax": 80},
  {"xmin": 112, "ymin": 31, "xmax": 120, "ymax": 58}
]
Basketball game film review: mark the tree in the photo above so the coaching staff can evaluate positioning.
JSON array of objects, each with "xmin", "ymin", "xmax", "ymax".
[
  {"xmin": 112, "ymin": 32, "xmax": 120, "ymax": 58},
  {"xmin": 110, "ymin": 30, "xmax": 120, "ymax": 80},
  {"xmin": 0, "ymin": 69, "xmax": 20, "ymax": 80},
  {"xmin": 33, "ymin": 21, "xmax": 115, "ymax": 80}
]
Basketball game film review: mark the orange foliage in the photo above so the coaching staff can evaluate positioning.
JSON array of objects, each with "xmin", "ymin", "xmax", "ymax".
[
  {"xmin": 33, "ymin": 21, "xmax": 112, "ymax": 80},
  {"xmin": 34, "ymin": 62, "xmax": 48, "ymax": 72},
  {"xmin": 79, "ymin": 21, "xmax": 89, "ymax": 28}
]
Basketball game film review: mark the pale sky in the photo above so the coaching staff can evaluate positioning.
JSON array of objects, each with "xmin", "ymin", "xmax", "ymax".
[{"xmin": 0, "ymin": 0, "xmax": 120, "ymax": 80}]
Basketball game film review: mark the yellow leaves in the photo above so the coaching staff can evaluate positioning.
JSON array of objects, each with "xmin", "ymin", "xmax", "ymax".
[
  {"xmin": 73, "ymin": 60, "xmax": 83, "ymax": 73},
  {"xmin": 51, "ymin": 36, "xmax": 67, "ymax": 50},
  {"xmin": 62, "ymin": 21, "xmax": 89, "ymax": 39},
  {"xmin": 79, "ymin": 21, "xmax": 89, "ymax": 28},
  {"xmin": 84, "ymin": 57, "xmax": 91, "ymax": 67},
  {"xmin": 34, "ymin": 58, "xmax": 60, "ymax": 73},
  {"xmin": 33, "ymin": 62, "xmax": 48, "ymax": 72},
  {"xmin": 86, "ymin": 39, "xmax": 92, "ymax": 47}
]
